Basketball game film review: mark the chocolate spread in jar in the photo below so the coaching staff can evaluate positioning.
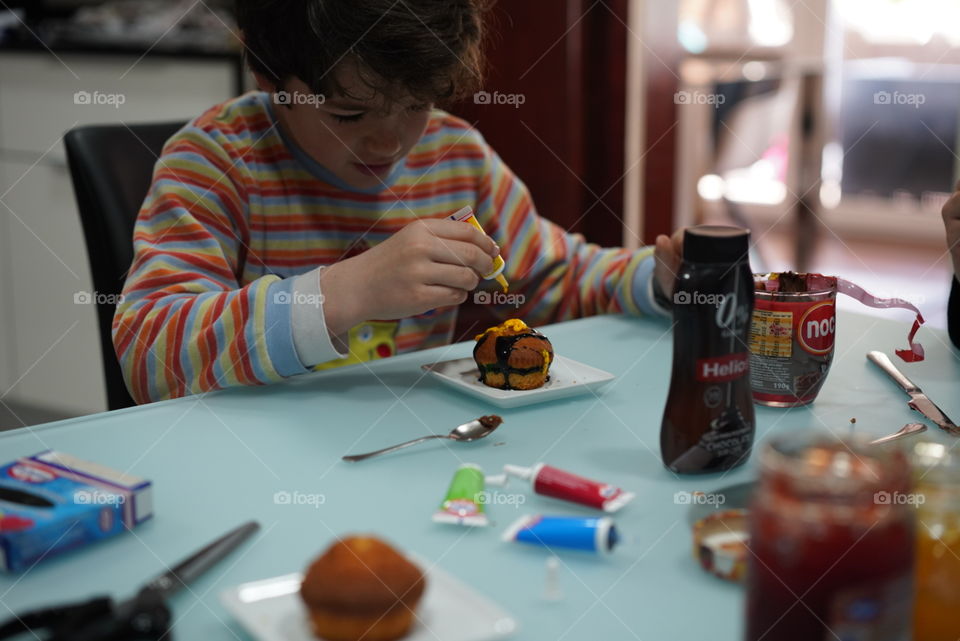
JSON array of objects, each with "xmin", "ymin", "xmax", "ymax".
[{"xmin": 750, "ymin": 273, "xmax": 838, "ymax": 407}]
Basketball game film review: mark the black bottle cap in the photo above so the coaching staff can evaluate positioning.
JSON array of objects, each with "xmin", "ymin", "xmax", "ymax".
[{"xmin": 682, "ymin": 225, "xmax": 750, "ymax": 264}]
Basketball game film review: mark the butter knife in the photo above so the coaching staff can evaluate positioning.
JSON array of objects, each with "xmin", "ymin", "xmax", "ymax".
[{"xmin": 867, "ymin": 351, "xmax": 960, "ymax": 436}]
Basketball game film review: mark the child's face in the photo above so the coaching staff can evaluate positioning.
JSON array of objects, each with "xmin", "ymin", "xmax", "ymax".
[{"xmin": 259, "ymin": 66, "xmax": 433, "ymax": 191}]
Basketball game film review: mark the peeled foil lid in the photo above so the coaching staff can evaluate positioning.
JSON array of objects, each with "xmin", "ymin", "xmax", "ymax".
[{"xmin": 756, "ymin": 273, "xmax": 925, "ymax": 362}]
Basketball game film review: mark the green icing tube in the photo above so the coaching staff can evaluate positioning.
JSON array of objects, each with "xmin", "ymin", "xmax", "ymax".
[{"xmin": 433, "ymin": 463, "xmax": 489, "ymax": 527}]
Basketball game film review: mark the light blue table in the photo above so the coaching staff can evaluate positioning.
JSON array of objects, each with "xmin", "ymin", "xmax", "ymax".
[{"xmin": 1, "ymin": 312, "xmax": 957, "ymax": 640}]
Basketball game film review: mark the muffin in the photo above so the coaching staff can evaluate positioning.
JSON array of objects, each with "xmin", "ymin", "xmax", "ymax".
[
  {"xmin": 473, "ymin": 319, "xmax": 554, "ymax": 390},
  {"xmin": 300, "ymin": 536, "xmax": 426, "ymax": 641}
]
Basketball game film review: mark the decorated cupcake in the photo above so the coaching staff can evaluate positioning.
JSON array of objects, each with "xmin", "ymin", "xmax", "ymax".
[{"xmin": 473, "ymin": 319, "xmax": 554, "ymax": 390}]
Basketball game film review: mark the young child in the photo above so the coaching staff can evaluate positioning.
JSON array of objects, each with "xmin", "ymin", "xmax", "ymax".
[{"xmin": 113, "ymin": 0, "xmax": 682, "ymax": 404}]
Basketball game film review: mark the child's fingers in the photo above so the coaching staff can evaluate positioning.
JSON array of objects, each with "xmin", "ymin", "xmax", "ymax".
[
  {"xmin": 670, "ymin": 228, "xmax": 684, "ymax": 255},
  {"xmin": 655, "ymin": 235, "xmax": 679, "ymax": 272},
  {"xmin": 654, "ymin": 233, "xmax": 682, "ymax": 298},
  {"xmin": 424, "ymin": 218, "xmax": 498, "ymax": 257},
  {"xmin": 422, "ymin": 284, "xmax": 470, "ymax": 307},
  {"xmin": 944, "ymin": 190, "xmax": 960, "ymax": 221},
  {"xmin": 653, "ymin": 234, "xmax": 667, "ymax": 263},
  {"xmin": 425, "ymin": 263, "xmax": 481, "ymax": 291},
  {"xmin": 427, "ymin": 238, "xmax": 495, "ymax": 276}
]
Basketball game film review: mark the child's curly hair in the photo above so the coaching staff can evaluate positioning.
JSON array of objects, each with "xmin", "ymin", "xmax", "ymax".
[{"xmin": 237, "ymin": 0, "xmax": 490, "ymax": 105}]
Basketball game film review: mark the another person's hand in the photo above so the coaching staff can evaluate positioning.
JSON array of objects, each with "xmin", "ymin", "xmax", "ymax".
[
  {"xmin": 654, "ymin": 228, "xmax": 685, "ymax": 300},
  {"xmin": 320, "ymin": 218, "xmax": 498, "ymax": 335},
  {"xmin": 943, "ymin": 180, "xmax": 960, "ymax": 278}
]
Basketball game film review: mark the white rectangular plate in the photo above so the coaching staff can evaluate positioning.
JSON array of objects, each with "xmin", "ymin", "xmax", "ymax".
[
  {"xmin": 421, "ymin": 354, "xmax": 614, "ymax": 408},
  {"xmin": 220, "ymin": 560, "xmax": 518, "ymax": 641}
]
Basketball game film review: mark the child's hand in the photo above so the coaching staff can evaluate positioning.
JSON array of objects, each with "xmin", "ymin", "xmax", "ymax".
[
  {"xmin": 654, "ymin": 229, "xmax": 685, "ymax": 299},
  {"xmin": 320, "ymin": 218, "xmax": 498, "ymax": 334},
  {"xmin": 944, "ymin": 180, "xmax": 960, "ymax": 277}
]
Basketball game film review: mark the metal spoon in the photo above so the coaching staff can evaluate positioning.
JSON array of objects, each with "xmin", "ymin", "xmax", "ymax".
[
  {"xmin": 870, "ymin": 422, "xmax": 927, "ymax": 445},
  {"xmin": 342, "ymin": 416, "xmax": 503, "ymax": 462}
]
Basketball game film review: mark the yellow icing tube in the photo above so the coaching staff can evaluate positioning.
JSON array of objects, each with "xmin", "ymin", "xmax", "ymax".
[{"xmin": 448, "ymin": 206, "xmax": 509, "ymax": 292}]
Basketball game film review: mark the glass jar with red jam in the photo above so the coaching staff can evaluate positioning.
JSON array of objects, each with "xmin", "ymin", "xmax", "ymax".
[{"xmin": 745, "ymin": 432, "xmax": 915, "ymax": 641}]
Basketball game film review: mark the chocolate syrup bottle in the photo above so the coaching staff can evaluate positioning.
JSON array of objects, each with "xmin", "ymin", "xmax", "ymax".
[{"xmin": 660, "ymin": 226, "xmax": 755, "ymax": 474}]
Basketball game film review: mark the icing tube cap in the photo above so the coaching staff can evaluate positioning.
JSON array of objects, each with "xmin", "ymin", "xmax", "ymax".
[
  {"xmin": 543, "ymin": 556, "xmax": 563, "ymax": 602},
  {"xmin": 485, "ymin": 473, "xmax": 509, "ymax": 487},
  {"xmin": 503, "ymin": 464, "xmax": 535, "ymax": 481}
]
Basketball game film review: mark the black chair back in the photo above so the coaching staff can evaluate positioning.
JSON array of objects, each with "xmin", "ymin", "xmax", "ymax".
[{"xmin": 64, "ymin": 122, "xmax": 185, "ymax": 410}]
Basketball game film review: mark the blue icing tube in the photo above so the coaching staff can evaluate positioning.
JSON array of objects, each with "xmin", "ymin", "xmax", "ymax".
[{"xmin": 502, "ymin": 515, "xmax": 620, "ymax": 554}]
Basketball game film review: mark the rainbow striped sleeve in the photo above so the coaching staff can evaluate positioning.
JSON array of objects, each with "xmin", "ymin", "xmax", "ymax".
[
  {"xmin": 112, "ymin": 124, "xmax": 307, "ymax": 404},
  {"xmin": 474, "ymin": 144, "xmax": 659, "ymax": 326},
  {"xmin": 113, "ymin": 93, "xmax": 663, "ymax": 405}
]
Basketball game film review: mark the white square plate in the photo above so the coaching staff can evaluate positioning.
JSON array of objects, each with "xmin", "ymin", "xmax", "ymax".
[
  {"xmin": 421, "ymin": 355, "xmax": 615, "ymax": 408},
  {"xmin": 220, "ymin": 560, "xmax": 518, "ymax": 641}
]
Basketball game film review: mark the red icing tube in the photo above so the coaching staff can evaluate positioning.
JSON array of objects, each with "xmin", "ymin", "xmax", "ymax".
[{"xmin": 503, "ymin": 463, "xmax": 635, "ymax": 512}]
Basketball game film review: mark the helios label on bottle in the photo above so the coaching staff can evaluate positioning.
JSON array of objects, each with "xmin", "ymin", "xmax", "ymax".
[{"xmin": 695, "ymin": 353, "xmax": 750, "ymax": 382}]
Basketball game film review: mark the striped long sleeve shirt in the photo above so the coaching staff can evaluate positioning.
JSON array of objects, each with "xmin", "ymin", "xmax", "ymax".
[{"xmin": 113, "ymin": 92, "xmax": 665, "ymax": 404}]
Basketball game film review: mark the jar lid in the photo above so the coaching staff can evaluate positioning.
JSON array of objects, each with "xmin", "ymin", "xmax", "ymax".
[{"xmin": 692, "ymin": 509, "xmax": 750, "ymax": 582}]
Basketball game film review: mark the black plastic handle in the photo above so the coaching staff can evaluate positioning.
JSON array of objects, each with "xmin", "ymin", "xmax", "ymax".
[
  {"xmin": 50, "ymin": 591, "xmax": 171, "ymax": 641},
  {"xmin": 0, "ymin": 597, "xmax": 111, "ymax": 640}
]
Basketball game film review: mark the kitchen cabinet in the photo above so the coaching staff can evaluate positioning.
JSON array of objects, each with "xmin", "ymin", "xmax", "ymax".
[{"xmin": 0, "ymin": 51, "xmax": 238, "ymax": 417}]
